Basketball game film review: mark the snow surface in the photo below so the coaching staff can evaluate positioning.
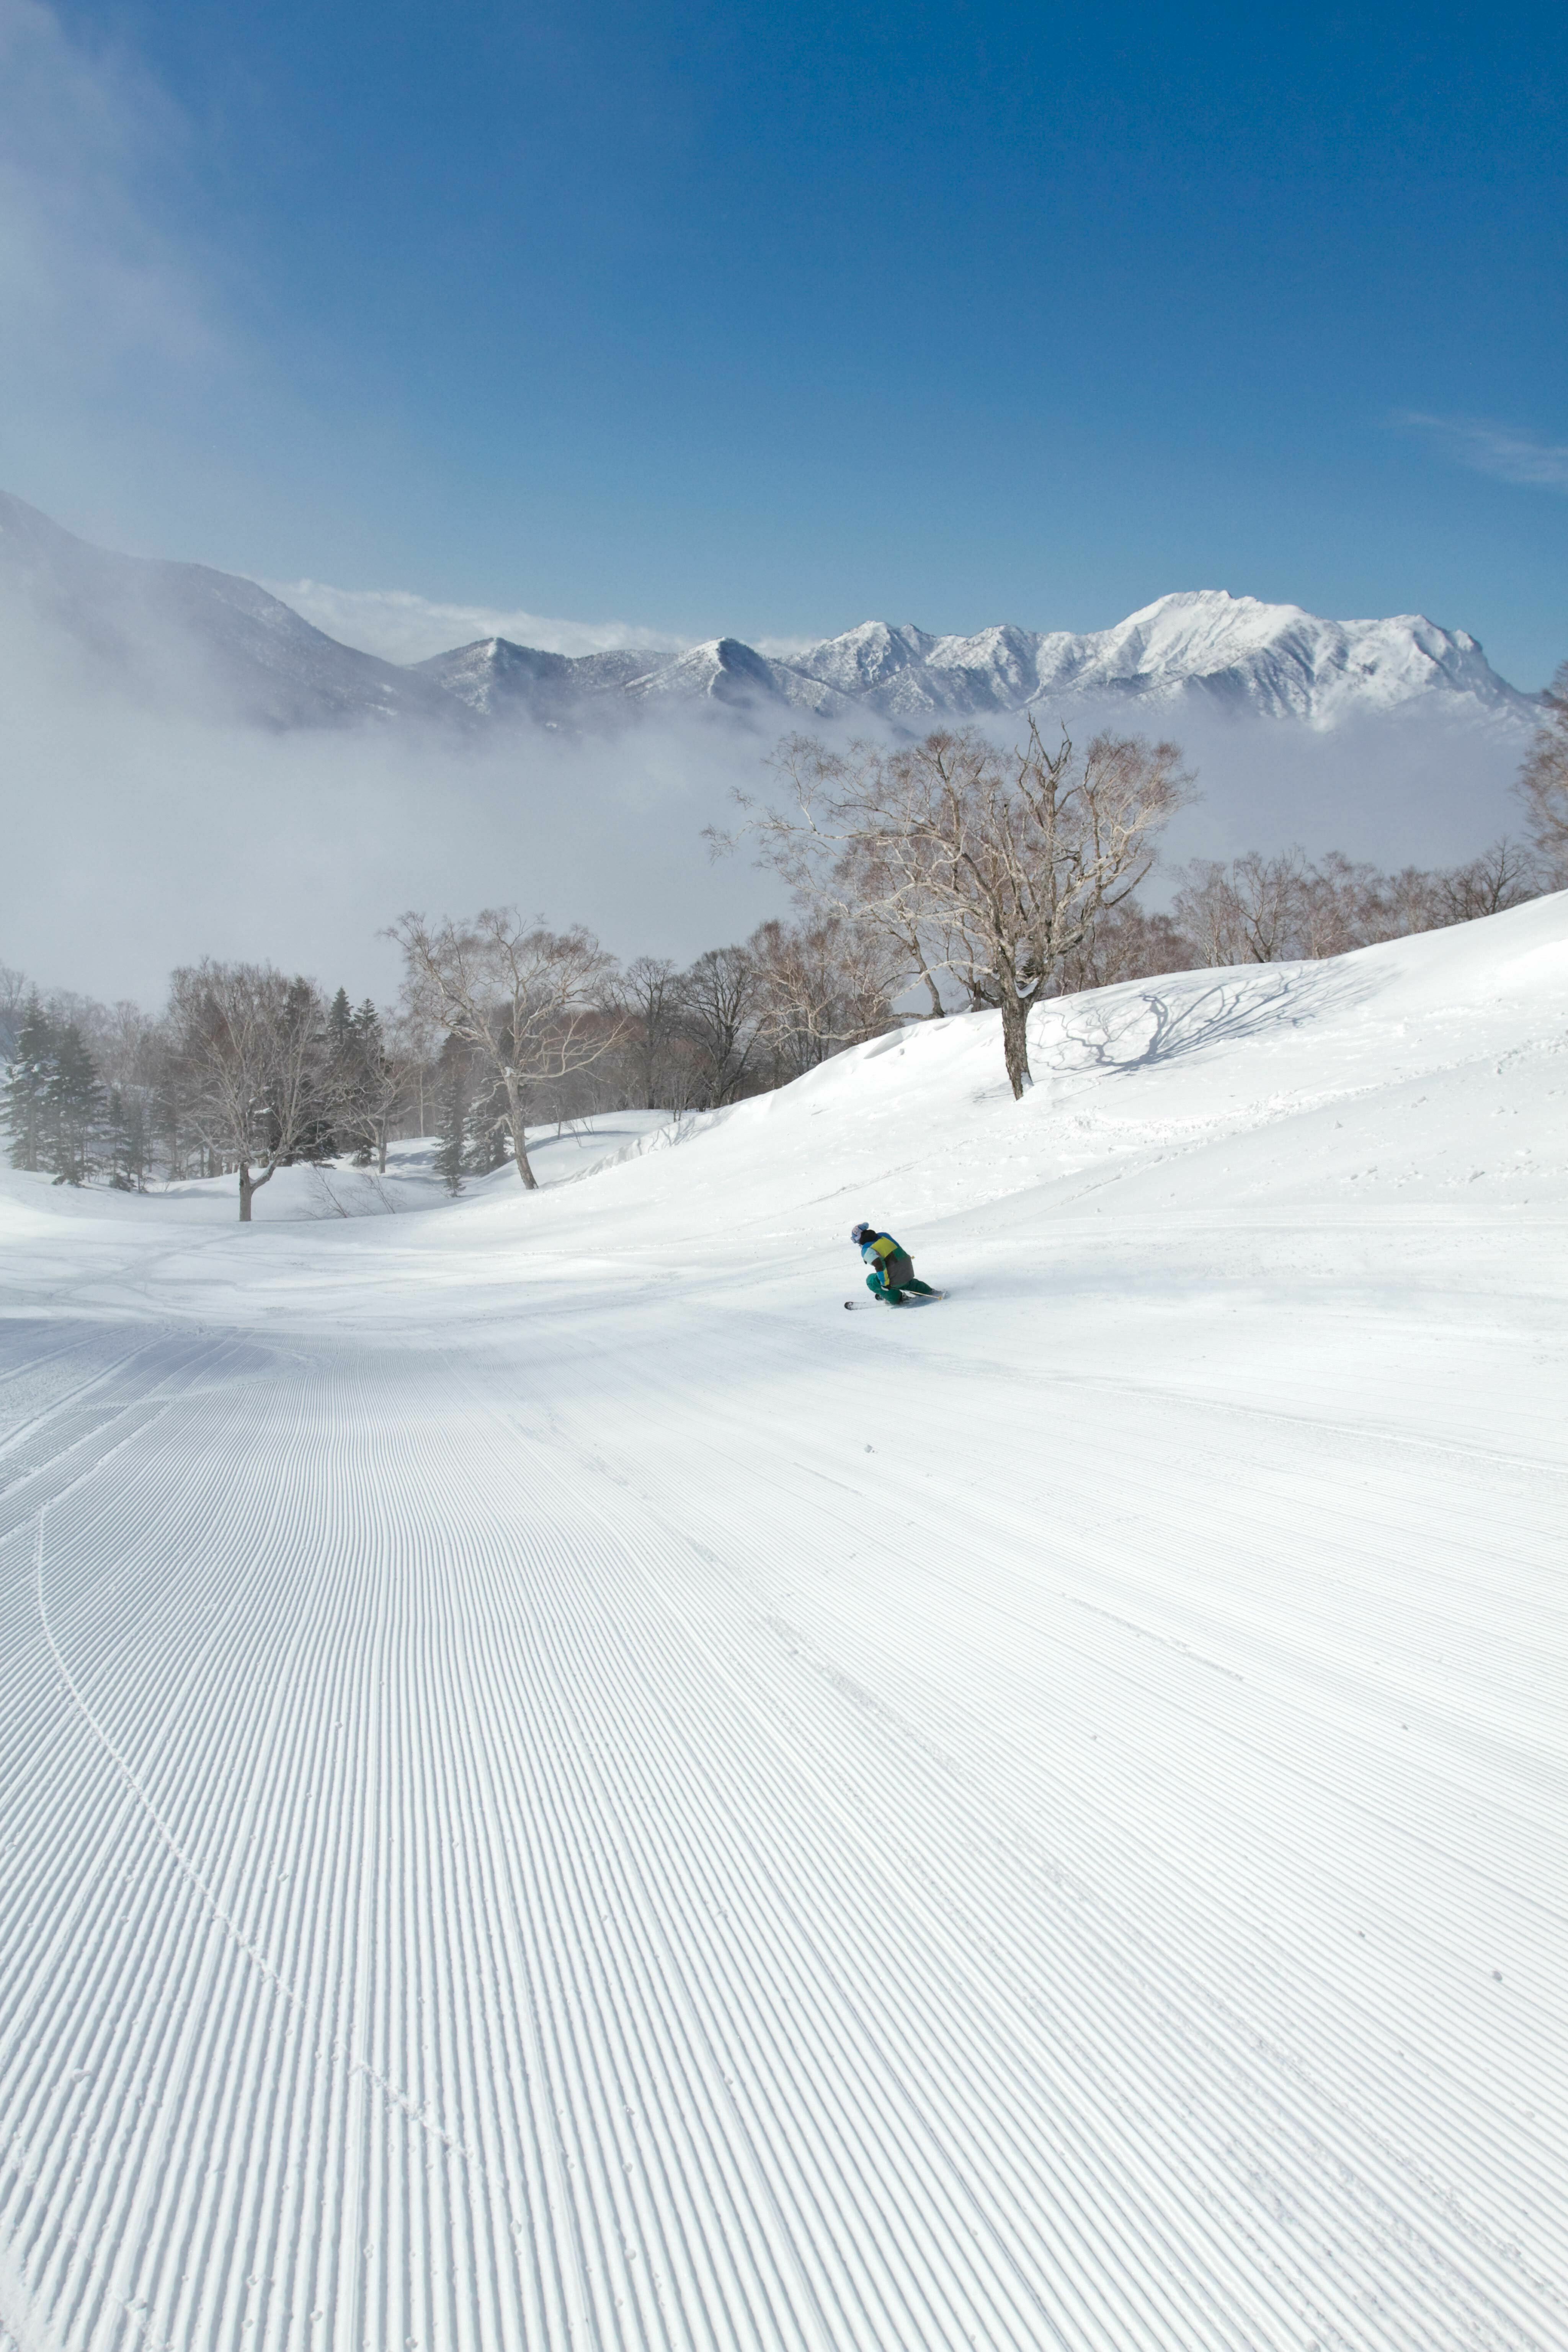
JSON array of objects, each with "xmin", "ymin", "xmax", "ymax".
[
  {"xmin": 140, "ymin": 1116, "xmax": 675, "ymax": 1224},
  {"xmin": 1, "ymin": 902, "xmax": 1565, "ymax": 2351}
]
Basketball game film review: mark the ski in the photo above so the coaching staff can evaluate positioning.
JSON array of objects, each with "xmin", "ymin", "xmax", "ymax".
[{"xmin": 844, "ymin": 1291, "xmax": 947, "ymax": 1310}]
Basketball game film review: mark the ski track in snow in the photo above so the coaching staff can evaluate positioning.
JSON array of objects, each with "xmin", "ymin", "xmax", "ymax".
[{"xmin": 2, "ymin": 917, "xmax": 1566, "ymax": 2352}]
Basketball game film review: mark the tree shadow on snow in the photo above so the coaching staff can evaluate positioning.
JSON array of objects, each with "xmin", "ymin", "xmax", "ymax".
[{"xmin": 1042, "ymin": 962, "xmax": 1376, "ymax": 1079}]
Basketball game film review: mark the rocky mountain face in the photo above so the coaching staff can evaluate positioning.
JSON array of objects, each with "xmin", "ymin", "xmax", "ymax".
[{"xmin": 0, "ymin": 490, "xmax": 1538, "ymax": 738}]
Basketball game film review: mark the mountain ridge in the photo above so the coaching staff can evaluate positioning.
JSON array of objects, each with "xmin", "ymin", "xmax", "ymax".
[{"xmin": 0, "ymin": 490, "xmax": 1539, "ymax": 737}]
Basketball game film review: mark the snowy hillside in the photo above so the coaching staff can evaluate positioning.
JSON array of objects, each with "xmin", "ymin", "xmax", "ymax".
[{"xmin": 1, "ymin": 895, "xmax": 1565, "ymax": 2350}]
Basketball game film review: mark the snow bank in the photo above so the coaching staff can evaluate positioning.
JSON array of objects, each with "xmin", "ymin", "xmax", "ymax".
[{"xmin": 0, "ymin": 1109, "xmax": 674, "ymax": 1232}]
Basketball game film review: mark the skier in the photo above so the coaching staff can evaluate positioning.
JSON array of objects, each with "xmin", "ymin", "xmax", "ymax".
[{"xmin": 850, "ymin": 1220, "xmax": 941, "ymax": 1307}]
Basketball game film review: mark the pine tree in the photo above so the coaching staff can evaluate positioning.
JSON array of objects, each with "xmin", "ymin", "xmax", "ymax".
[
  {"xmin": 435, "ymin": 1034, "xmax": 470, "ymax": 1194},
  {"xmin": 106, "ymin": 1085, "xmax": 150, "ymax": 1189},
  {"xmin": 286, "ymin": 980, "xmax": 336, "ymax": 1163},
  {"xmin": 467, "ymin": 1065, "xmax": 512, "ymax": 1174},
  {"xmin": 4, "ymin": 1000, "xmax": 52, "ymax": 1172},
  {"xmin": 347, "ymin": 999, "xmax": 385, "ymax": 1165},
  {"xmin": 47, "ymin": 1024, "xmax": 104, "ymax": 1184}
]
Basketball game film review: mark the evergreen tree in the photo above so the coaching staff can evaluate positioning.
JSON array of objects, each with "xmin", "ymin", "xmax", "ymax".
[
  {"xmin": 435, "ymin": 1034, "xmax": 470, "ymax": 1194},
  {"xmin": 153, "ymin": 1053, "xmax": 195, "ymax": 1182},
  {"xmin": 106, "ymin": 1085, "xmax": 150, "ymax": 1189},
  {"xmin": 2, "ymin": 1005, "xmax": 103, "ymax": 1183},
  {"xmin": 346, "ymin": 999, "xmax": 386, "ymax": 1165},
  {"xmin": 4, "ymin": 1000, "xmax": 52, "ymax": 1171},
  {"xmin": 467, "ymin": 1062, "xmax": 512, "ymax": 1173},
  {"xmin": 46, "ymin": 1024, "xmax": 104, "ymax": 1184},
  {"xmin": 285, "ymin": 980, "xmax": 336, "ymax": 1163}
]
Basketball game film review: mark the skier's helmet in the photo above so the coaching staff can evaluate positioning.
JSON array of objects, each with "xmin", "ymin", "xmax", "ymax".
[{"xmin": 850, "ymin": 1221, "xmax": 874, "ymax": 1244}]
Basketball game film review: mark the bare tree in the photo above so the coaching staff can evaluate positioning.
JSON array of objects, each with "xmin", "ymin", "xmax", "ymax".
[
  {"xmin": 1366, "ymin": 864, "xmax": 1446, "ymax": 939},
  {"xmin": 1296, "ymin": 851, "xmax": 1388, "ymax": 959},
  {"xmin": 0, "ymin": 965, "xmax": 29, "ymax": 1062},
  {"xmin": 1053, "ymin": 902, "xmax": 1199, "ymax": 993},
  {"xmin": 1174, "ymin": 836, "xmax": 1545, "ymax": 970},
  {"xmin": 1516, "ymin": 660, "xmax": 1568, "ymax": 885},
  {"xmin": 1434, "ymin": 837, "xmax": 1546, "ymax": 922},
  {"xmin": 614, "ymin": 956, "xmax": 685, "ymax": 1109},
  {"xmin": 168, "ymin": 962, "xmax": 328, "ymax": 1220},
  {"xmin": 738, "ymin": 722, "xmax": 1192, "ymax": 1096},
  {"xmin": 1172, "ymin": 849, "xmax": 1309, "ymax": 965},
  {"xmin": 389, "ymin": 910, "xmax": 622, "ymax": 1188},
  {"xmin": 675, "ymin": 945, "xmax": 763, "ymax": 1107},
  {"xmin": 748, "ymin": 915, "xmax": 902, "ymax": 1079}
]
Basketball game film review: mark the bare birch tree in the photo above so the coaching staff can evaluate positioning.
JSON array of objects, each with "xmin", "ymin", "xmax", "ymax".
[
  {"xmin": 1172, "ymin": 850, "xmax": 1307, "ymax": 964},
  {"xmin": 1053, "ymin": 902, "xmax": 1198, "ymax": 993},
  {"xmin": 1174, "ymin": 838, "xmax": 1543, "ymax": 967},
  {"xmin": 734, "ymin": 720, "xmax": 1192, "ymax": 1097},
  {"xmin": 168, "ymin": 962, "xmax": 328, "ymax": 1220},
  {"xmin": 388, "ymin": 910, "xmax": 622, "ymax": 1188},
  {"xmin": 747, "ymin": 915, "xmax": 902, "ymax": 1079},
  {"xmin": 1426, "ymin": 839, "xmax": 1538, "ymax": 921}
]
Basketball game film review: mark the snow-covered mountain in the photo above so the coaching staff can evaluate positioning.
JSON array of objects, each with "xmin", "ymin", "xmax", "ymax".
[
  {"xmin": 776, "ymin": 595, "xmax": 1535, "ymax": 726},
  {"xmin": 414, "ymin": 632, "xmax": 854, "ymax": 722},
  {"xmin": 410, "ymin": 595, "xmax": 1537, "ymax": 735},
  {"xmin": 414, "ymin": 635, "xmax": 654, "ymax": 720},
  {"xmin": 0, "ymin": 490, "xmax": 455, "ymax": 729},
  {"xmin": 0, "ymin": 488, "xmax": 1538, "ymax": 737}
]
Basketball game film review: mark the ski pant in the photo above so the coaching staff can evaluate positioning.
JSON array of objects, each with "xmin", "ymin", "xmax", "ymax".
[{"xmin": 867, "ymin": 1274, "xmax": 937, "ymax": 1304}]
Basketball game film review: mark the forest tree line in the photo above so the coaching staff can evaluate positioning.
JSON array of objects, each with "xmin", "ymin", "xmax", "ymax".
[{"xmin": 5, "ymin": 680, "xmax": 1565, "ymax": 1209}]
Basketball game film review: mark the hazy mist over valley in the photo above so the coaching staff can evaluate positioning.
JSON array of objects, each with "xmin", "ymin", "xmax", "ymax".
[{"xmin": 0, "ymin": 490, "xmax": 1539, "ymax": 1003}]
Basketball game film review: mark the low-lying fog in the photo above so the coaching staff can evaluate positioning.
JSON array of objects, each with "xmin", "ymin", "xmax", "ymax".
[{"xmin": 2, "ymin": 591, "xmax": 1532, "ymax": 1006}]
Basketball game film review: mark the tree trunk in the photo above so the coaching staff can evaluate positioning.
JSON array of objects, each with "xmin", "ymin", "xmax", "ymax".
[
  {"xmin": 238, "ymin": 1156, "xmax": 278, "ymax": 1220},
  {"xmin": 502, "ymin": 1076, "xmax": 538, "ymax": 1189},
  {"xmin": 917, "ymin": 960, "xmax": 945, "ymax": 1019},
  {"xmin": 998, "ymin": 990, "xmax": 1032, "ymax": 1101}
]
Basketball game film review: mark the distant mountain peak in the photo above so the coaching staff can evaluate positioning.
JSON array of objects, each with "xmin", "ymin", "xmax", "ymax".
[
  {"xmin": 771, "ymin": 594, "xmax": 1529, "ymax": 730},
  {"xmin": 0, "ymin": 490, "xmax": 1535, "ymax": 739}
]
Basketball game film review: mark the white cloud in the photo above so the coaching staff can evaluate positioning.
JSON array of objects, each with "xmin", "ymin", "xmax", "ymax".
[
  {"xmin": 1397, "ymin": 411, "xmax": 1568, "ymax": 492},
  {"xmin": 265, "ymin": 578, "xmax": 691, "ymax": 664},
  {"xmin": 0, "ymin": 0, "xmax": 222, "ymax": 387}
]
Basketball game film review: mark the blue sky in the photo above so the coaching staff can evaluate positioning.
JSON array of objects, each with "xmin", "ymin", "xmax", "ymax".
[{"xmin": 2, "ymin": 0, "xmax": 1564, "ymax": 681}]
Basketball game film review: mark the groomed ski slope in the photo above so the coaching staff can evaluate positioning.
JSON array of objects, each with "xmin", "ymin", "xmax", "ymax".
[{"xmin": 2, "ymin": 898, "xmax": 1565, "ymax": 2352}]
